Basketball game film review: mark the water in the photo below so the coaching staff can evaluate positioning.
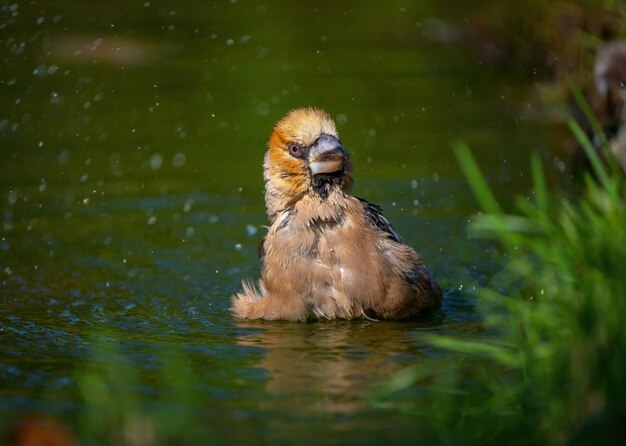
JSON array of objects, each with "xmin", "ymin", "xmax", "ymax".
[{"xmin": 1, "ymin": 0, "xmax": 560, "ymax": 443}]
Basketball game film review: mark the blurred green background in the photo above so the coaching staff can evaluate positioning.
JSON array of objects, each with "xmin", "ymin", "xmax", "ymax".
[{"xmin": 2, "ymin": 0, "xmax": 620, "ymax": 444}]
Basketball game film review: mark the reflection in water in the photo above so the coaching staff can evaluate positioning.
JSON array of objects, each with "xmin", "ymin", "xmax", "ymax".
[
  {"xmin": 50, "ymin": 35, "xmax": 160, "ymax": 66},
  {"xmin": 234, "ymin": 289, "xmax": 479, "ymax": 423},
  {"xmin": 235, "ymin": 320, "xmax": 421, "ymax": 436},
  {"xmin": 236, "ymin": 307, "xmax": 452, "ymax": 419}
]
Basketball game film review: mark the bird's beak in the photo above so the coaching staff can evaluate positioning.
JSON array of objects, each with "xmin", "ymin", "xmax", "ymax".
[{"xmin": 309, "ymin": 134, "xmax": 348, "ymax": 175}]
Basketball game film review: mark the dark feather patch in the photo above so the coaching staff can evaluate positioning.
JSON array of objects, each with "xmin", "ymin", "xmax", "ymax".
[
  {"xmin": 258, "ymin": 235, "xmax": 266, "ymax": 268},
  {"xmin": 357, "ymin": 197, "xmax": 404, "ymax": 244},
  {"xmin": 312, "ymin": 172, "xmax": 344, "ymax": 198}
]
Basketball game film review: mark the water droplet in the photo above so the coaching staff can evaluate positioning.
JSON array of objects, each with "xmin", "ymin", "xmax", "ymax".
[
  {"xmin": 172, "ymin": 153, "xmax": 186, "ymax": 167},
  {"xmin": 7, "ymin": 189, "xmax": 19, "ymax": 205},
  {"xmin": 246, "ymin": 224, "xmax": 258, "ymax": 236},
  {"xmin": 256, "ymin": 101, "xmax": 270, "ymax": 116},
  {"xmin": 149, "ymin": 153, "xmax": 163, "ymax": 170},
  {"xmin": 58, "ymin": 151, "xmax": 69, "ymax": 165}
]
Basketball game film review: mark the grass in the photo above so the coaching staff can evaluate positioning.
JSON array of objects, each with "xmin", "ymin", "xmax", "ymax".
[
  {"xmin": 375, "ymin": 124, "xmax": 626, "ymax": 444},
  {"xmin": 73, "ymin": 341, "xmax": 208, "ymax": 445}
]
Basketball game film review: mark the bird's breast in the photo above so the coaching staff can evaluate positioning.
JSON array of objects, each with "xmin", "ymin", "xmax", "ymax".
[{"xmin": 262, "ymin": 202, "xmax": 387, "ymax": 318}]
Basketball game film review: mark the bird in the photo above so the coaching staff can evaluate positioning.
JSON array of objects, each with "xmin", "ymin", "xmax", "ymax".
[
  {"xmin": 593, "ymin": 40, "xmax": 626, "ymax": 174},
  {"xmin": 231, "ymin": 108, "xmax": 441, "ymax": 321},
  {"xmin": 571, "ymin": 40, "xmax": 626, "ymax": 176}
]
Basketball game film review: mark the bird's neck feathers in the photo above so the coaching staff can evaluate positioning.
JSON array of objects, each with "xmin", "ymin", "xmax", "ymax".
[
  {"xmin": 271, "ymin": 187, "xmax": 356, "ymax": 228},
  {"xmin": 263, "ymin": 153, "xmax": 353, "ymax": 223}
]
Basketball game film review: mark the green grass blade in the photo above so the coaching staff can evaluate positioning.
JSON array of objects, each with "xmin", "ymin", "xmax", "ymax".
[
  {"xmin": 454, "ymin": 141, "xmax": 502, "ymax": 215},
  {"xmin": 567, "ymin": 118, "xmax": 612, "ymax": 190},
  {"xmin": 565, "ymin": 73, "xmax": 609, "ymax": 150}
]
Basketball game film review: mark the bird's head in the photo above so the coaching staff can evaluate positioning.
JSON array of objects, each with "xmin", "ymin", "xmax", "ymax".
[{"xmin": 263, "ymin": 108, "xmax": 352, "ymax": 221}]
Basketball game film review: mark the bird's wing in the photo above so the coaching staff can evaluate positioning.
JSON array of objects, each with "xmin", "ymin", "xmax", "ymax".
[{"xmin": 357, "ymin": 197, "xmax": 404, "ymax": 244}]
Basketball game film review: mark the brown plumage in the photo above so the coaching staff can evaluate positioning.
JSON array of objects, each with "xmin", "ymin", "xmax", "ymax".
[{"xmin": 231, "ymin": 108, "xmax": 441, "ymax": 321}]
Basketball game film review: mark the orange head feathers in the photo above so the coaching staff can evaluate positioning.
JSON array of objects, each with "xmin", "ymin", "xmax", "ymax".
[{"xmin": 263, "ymin": 108, "xmax": 353, "ymax": 221}]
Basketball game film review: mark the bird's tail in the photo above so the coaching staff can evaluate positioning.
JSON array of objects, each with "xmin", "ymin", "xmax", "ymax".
[{"xmin": 230, "ymin": 279, "xmax": 267, "ymax": 319}]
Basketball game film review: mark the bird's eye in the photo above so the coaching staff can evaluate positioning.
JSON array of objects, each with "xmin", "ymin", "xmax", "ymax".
[{"xmin": 288, "ymin": 143, "xmax": 302, "ymax": 157}]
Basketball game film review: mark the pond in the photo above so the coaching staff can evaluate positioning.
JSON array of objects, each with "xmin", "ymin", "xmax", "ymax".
[{"xmin": 1, "ymin": 0, "xmax": 562, "ymax": 444}]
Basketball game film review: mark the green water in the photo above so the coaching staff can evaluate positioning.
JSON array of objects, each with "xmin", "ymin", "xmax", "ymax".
[{"xmin": 1, "ymin": 0, "xmax": 561, "ymax": 443}]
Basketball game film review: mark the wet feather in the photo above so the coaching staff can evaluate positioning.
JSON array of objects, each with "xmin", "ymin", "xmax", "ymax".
[{"xmin": 231, "ymin": 107, "xmax": 441, "ymax": 321}]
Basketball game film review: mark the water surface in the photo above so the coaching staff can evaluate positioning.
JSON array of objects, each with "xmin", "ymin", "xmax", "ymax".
[{"xmin": 1, "ymin": 0, "xmax": 558, "ymax": 443}]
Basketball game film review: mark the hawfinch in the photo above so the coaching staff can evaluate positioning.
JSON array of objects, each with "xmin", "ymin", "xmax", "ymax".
[{"xmin": 231, "ymin": 108, "xmax": 441, "ymax": 321}]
